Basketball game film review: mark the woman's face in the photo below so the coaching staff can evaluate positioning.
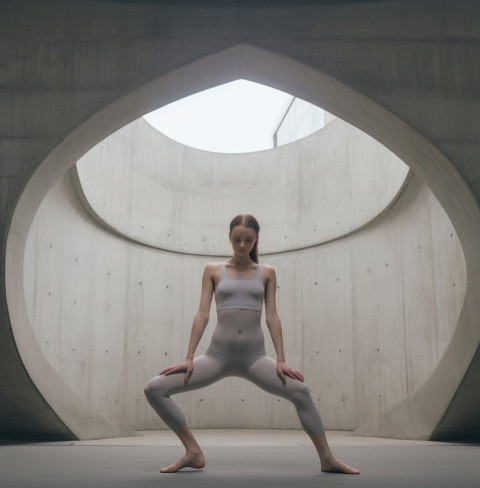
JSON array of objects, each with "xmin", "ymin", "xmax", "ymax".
[{"xmin": 229, "ymin": 225, "xmax": 257, "ymax": 257}]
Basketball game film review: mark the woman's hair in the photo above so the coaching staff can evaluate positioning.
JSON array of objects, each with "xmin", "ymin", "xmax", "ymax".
[{"xmin": 229, "ymin": 214, "xmax": 260, "ymax": 263}]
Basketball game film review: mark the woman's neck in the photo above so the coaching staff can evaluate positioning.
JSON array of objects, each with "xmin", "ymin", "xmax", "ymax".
[{"xmin": 228, "ymin": 256, "xmax": 256, "ymax": 267}]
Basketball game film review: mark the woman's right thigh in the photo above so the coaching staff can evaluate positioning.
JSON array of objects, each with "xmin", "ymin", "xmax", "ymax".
[{"xmin": 146, "ymin": 354, "xmax": 224, "ymax": 396}]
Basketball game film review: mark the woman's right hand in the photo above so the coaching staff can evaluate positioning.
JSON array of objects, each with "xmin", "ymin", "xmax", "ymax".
[{"xmin": 159, "ymin": 358, "xmax": 194, "ymax": 383}]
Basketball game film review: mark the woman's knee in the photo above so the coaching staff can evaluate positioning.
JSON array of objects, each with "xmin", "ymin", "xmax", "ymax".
[
  {"xmin": 287, "ymin": 379, "xmax": 312, "ymax": 404},
  {"xmin": 144, "ymin": 376, "xmax": 165, "ymax": 399}
]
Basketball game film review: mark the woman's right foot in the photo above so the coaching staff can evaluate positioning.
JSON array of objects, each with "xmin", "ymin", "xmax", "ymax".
[{"xmin": 160, "ymin": 451, "xmax": 205, "ymax": 473}]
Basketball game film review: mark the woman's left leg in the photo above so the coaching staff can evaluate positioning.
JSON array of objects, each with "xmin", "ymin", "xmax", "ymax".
[
  {"xmin": 246, "ymin": 356, "xmax": 359, "ymax": 474},
  {"xmin": 246, "ymin": 356, "xmax": 323, "ymax": 436}
]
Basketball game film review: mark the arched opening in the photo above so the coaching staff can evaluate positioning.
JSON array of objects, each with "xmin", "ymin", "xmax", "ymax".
[{"xmin": 6, "ymin": 44, "xmax": 480, "ymax": 440}]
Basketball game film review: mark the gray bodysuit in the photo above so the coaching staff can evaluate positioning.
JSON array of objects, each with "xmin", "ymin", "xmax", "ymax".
[{"xmin": 144, "ymin": 262, "xmax": 324, "ymax": 437}]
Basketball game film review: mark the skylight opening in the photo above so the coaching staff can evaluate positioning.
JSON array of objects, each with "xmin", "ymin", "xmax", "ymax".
[{"xmin": 143, "ymin": 80, "xmax": 325, "ymax": 154}]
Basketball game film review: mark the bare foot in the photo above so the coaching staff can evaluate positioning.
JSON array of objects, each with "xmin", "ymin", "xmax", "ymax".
[
  {"xmin": 160, "ymin": 451, "xmax": 205, "ymax": 473},
  {"xmin": 321, "ymin": 456, "xmax": 359, "ymax": 475}
]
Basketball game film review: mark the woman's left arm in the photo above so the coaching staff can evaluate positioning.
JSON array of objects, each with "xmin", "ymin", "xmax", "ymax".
[{"xmin": 264, "ymin": 265, "xmax": 305, "ymax": 384}]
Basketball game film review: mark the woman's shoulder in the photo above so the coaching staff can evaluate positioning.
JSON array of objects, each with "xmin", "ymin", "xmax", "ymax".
[
  {"xmin": 204, "ymin": 261, "xmax": 223, "ymax": 275},
  {"xmin": 202, "ymin": 262, "xmax": 222, "ymax": 285},
  {"xmin": 261, "ymin": 263, "xmax": 276, "ymax": 277}
]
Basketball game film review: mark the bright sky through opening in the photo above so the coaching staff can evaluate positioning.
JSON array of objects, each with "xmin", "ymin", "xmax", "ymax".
[{"xmin": 144, "ymin": 80, "xmax": 292, "ymax": 153}]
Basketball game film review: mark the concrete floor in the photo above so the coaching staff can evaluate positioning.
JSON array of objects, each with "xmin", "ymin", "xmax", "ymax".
[{"xmin": 1, "ymin": 430, "xmax": 479, "ymax": 488}]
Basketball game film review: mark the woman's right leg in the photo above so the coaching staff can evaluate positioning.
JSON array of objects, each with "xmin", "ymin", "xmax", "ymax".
[{"xmin": 144, "ymin": 355, "xmax": 223, "ymax": 472}]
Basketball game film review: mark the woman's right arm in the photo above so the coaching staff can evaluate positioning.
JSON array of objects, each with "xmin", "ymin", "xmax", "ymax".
[{"xmin": 159, "ymin": 263, "xmax": 215, "ymax": 382}]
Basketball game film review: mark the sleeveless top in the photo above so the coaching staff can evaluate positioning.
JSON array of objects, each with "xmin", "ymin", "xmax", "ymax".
[{"xmin": 214, "ymin": 262, "xmax": 265, "ymax": 312}]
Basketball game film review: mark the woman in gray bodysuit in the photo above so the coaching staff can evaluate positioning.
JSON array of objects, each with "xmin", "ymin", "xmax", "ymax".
[{"xmin": 144, "ymin": 214, "xmax": 359, "ymax": 475}]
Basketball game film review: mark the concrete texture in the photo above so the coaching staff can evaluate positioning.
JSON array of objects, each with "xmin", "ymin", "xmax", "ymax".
[
  {"xmin": 22, "ymin": 164, "xmax": 465, "ymax": 433},
  {"xmin": 2, "ymin": 0, "xmax": 480, "ymax": 441},
  {"xmin": 1, "ymin": 430, "xmax": 479, "ymax": 488},
  {"xmin": 75, "ymin": 114, "xmax": 409, "ymax": 254}
]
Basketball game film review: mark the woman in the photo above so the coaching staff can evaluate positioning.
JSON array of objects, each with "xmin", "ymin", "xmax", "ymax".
[{"xmin": 144, "ymin": 214, "xmax": 359, "ymax": 475}]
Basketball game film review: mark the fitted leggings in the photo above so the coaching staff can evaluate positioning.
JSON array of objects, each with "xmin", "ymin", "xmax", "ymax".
[{"xmin": 144, "ymin": 309, "xmax": 324, "ymax": 437}]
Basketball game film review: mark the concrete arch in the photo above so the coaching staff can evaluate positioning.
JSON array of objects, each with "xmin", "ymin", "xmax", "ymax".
[
  {"xmin": 73, "ymin": 117, "xmax": 410, "ymax": 255},
  {"xmin": 5, "ymin": 43, "xmax": 480, "ymax": 440}
]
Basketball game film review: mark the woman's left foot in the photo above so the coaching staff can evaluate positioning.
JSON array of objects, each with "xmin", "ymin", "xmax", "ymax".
[
  {"xmin": 321, "ymin": 457, "xmax": 359, "ymax": 474},
  {"xmin": 160, "ymin": 451, "xmax": 205, "ymax": 473}
]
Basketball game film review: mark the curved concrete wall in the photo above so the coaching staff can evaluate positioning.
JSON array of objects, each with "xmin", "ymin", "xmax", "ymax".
[
  {"xmin": 75, "ymin": 117, "xmax": 409, "ymax": 254},
  {"xmin": 2, "ymin": 0, "xmax": 480, "ymax": 441},
  {"xmin": 23, "ymin": 119, "xmax": 465, "ymax": 431}
]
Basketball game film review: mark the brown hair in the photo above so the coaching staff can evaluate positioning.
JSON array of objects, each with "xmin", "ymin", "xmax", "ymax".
[{"xmin": 229, "ymin": 214, "xmax": 260, "ymax": 263}]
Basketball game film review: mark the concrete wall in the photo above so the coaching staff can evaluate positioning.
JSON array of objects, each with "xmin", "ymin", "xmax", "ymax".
[
  {"xmin": 3, "ymin": 0, "xmax": 480, "ymax": 441},
  {"xmin": 23, "ymin": 114, "xmax": 465, "ymax": 431},
  {"xmin": 75, "ymin": 116, "xmax": 409, "ymax": 255}
]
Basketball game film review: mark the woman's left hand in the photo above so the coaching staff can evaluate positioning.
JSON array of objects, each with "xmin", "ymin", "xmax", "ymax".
[{"xmin": 276, "ymin": 361, "xmax": 305, "ymax": 383}]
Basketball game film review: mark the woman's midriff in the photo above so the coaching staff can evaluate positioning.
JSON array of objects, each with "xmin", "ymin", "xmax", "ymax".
[{"xmin": 205, "ymin": 308, "xmax": 266, "ymax": 373}]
